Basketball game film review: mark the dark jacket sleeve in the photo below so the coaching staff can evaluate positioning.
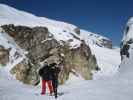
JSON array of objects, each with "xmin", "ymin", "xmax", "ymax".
[
  {"xmin": 38, "ymin": 67, "xmax": 43, "ymax": 76},
  {"xmin": 53, "ymin": 67, "xmax": 61, "ymax": 79},
  {"xmin": 56, "ymin": 67, "xmax": 61, "ymax": 73}
]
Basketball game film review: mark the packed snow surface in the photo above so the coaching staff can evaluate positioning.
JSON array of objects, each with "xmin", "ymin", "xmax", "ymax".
[
  {"xmin": 1, "ymin": 73, "xmax": 133, "ymax": 100},
  {"xmin": 91, "ymin": 45, "xmax": 121, "ymax": 79}
]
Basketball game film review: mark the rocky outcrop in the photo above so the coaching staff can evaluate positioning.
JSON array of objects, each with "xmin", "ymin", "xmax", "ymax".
[
  {"xmin": 97, "ymin": 38, "xmax": 112, "ymax": 49},
  {"xmin": 74, "ymin": 27, "xmax": 80, "ymax": 35},
  {"xmin": 120, "ymin": 42, "xmax": 130, "ymax": 60},
  {"xmin": 10, "ymin": 60, "xmax": 39, "ymax": 85},
  {"xmin": 120, "ymin": 19, "xmax": 133, "ymax": 61},
  {"xmin": 0, "ymin": 45, "xmax": 10, "ymax": 66},
  {"xmin": 1, "ymin": 24, "xmax": 99, "ymax": 85},
  {"xmin": 119, "ymin": 17, "xmax": 133, "ymax": 79},
  {"xmin": 58, "ymin": 41, "xmax": 98, "ymax": 83}
]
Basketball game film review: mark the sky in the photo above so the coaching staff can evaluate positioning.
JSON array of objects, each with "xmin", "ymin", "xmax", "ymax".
[{"xmin": 0, "ymin": 0, "xmax": 133, "ymax": 46}]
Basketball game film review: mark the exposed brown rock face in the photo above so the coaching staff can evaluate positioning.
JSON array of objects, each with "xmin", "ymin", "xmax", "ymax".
[
  {"xmin": 99, "ymin": 38, "xmax": 112, "ymax": 49},
  {"xmin": 74, "ymin": 27, "xmax": 80, "ymax": 35},
  {"xmin": 10, "ymin": 60, "xmax": 39, "ymax": 85},
  {"xmin": 0, "ymin": 45, "xmax": 10, "ymax": 66},
  {"xmin": 1, "ymin": 24, "xmax": 99, "ymax": 85},
  {"xmin": 57, "ymin": 41, "xmax": 98, "ymax": 84}
]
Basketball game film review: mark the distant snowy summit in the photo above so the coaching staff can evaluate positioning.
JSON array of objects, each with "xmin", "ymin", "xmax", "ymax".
[{"xmin": 0, "ymin": 3, "xmax": 120, "ymax": 85}]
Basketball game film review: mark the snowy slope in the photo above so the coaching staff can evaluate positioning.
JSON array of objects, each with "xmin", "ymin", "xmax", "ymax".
[
  {"xmin": 80, "ymin": 29, "xmax": 110, "ymax": 46},
  {"xmin": 0, "ymin": 4, "xmax": 111, "ymax": 48},
  {"xmin": 0, "ymin": 4, "xmax": 82, "ymax": 48},
  {"xmin": 0, "ymin": 4, "xmax": 76, "ymax": 30},
  {"xmin": 79, "ymin": 28, "xmax": 120, "ymax": 78},
  {"xmin": 90, "ymin": 45, "xmax": 120, "ymax": 79}
]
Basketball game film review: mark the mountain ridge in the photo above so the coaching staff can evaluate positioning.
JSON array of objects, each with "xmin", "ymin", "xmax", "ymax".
[
  {"xmin": 0, "ymin": 3, "xmax": 120, "ymax": 84},
  {"xmin": 0, "ymin": 3, "xmax": 112, "ymax": 48}
]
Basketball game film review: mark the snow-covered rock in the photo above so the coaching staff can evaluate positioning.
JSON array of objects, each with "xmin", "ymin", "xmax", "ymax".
[
  {"xmin": 0, "ymin": 3, "xmax": 120, "ymax": 84},
  {"xmin": 80, "ymin": 29, "xmax": 112, "ymax": 48},
  {"xmin": 1, "ymin": 24, "xmax": 99, "ymax": 85},
  {"xmin": 119, "ymin": 17, "xmax": 133, "ymax": 79},
  {"xmin": 0, "ymin": 45, "xmax": 9, "ymax": 65}
]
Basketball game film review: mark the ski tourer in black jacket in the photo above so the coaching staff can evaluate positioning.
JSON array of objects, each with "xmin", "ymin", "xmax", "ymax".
[
  {"xmin": 38, "ymin": 64, "xmax": 53, "ymax": 95},
  {"xmin": 39, "ymin": 65, "xmax": 53, "ymax": 80}
]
